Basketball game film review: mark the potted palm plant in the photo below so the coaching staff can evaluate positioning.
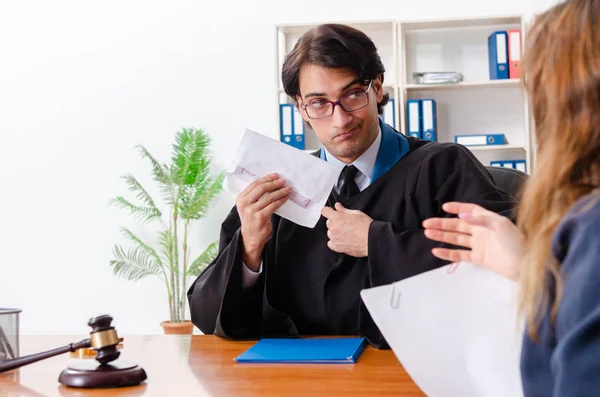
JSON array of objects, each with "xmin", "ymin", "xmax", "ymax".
[{"xmin": 109, "ymin": 127, "xmax": 224, "ymax": 334}]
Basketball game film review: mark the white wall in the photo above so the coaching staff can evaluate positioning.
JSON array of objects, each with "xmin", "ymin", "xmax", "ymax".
[{"xmin": 0, "ymin": 0, "xmax": 559, "ymax": 335}]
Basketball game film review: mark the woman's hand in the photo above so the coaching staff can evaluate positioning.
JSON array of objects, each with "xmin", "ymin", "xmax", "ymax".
[{"xmin": 422, "ymin": 202, "xmax": 524, "ymax": 281}]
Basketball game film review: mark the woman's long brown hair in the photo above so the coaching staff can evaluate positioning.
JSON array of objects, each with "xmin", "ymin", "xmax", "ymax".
[{"xmin": 518, "ymin": 0, "xmax": 600, "ymax": 339}]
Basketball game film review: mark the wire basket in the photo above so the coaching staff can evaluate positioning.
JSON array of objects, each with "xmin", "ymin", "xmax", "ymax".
[{"xmin": 0, "ymin": 308, "xmax": 21, "ymax": 363}]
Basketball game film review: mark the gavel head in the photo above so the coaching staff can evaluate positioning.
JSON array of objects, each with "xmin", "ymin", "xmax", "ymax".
[{"xmin": 87, "ymin": 315, "xmax": 121, "ymax": 365}]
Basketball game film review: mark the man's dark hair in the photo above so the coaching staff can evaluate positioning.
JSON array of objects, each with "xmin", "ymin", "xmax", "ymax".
[{"xmin": 282, "ymin": 24, "xmax": 389, "ymax": 115}]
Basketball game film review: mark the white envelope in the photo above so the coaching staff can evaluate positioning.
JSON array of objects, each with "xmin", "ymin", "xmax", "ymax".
[
  {"xmin": 225, "ymin": 129, "xmax": 341, "ymax": 228},
  {"xmin": 361, "ymin": 262, "xmax": 524, "ymax": 397}
]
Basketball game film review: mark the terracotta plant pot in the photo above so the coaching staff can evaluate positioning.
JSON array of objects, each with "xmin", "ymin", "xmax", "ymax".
[{"xmin": 161, "ymin": 320, "xmax": 194, "ymax": 335}]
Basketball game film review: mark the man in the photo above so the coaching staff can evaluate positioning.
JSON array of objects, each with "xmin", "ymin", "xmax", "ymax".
[{"xmin": 188, "ymin": 24, "xmax": 516, "ymax": 348}]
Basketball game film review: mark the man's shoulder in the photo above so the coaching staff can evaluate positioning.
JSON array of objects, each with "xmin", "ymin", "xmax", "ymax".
[
  {"xmin": 404, "ymin": 138, "xmax": 475, "ymax": 165},
  {"xmin": 375, "ymin": 138, "xmax": 493, "ymax": 190},
  {"xmin": 371, "ymin": 139, "xmax": 478, "ymax": 185}
]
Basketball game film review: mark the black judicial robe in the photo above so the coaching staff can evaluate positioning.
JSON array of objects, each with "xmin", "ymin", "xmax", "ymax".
[{"xmin": 187, "ymin": 137, "xmax": 517, "ymax": 349}]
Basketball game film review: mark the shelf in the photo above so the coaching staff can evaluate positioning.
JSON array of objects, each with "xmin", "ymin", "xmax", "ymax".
[
  {"xmin": 404, "ymin": 79, "xmax": 521, "ymax": 91},
  {"xmin": 278, "ymin": 20, "xmax": 395, "ymax": 35},
  {"xmin": 278, "ymin": 84, "xmax": 397, "ymax": 94},
  {"xmin": 400, "ymin": 15, "xmax": 522, "ymax": 31},
  {"xmin": 302, "ymin": 145, "xmax": 523, "ymax": 155},
  {"xmin": 462, "ymin": 144, "xmax": 525, "ymax": 152}
]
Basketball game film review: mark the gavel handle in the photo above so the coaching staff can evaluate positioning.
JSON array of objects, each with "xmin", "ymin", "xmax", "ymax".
[{"xmin": 0, "ymin": 339, "xmax": 90, "ymax": 373}]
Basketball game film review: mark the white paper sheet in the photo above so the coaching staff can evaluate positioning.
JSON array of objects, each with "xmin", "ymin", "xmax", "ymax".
[
  {"xmin": 225, "ymin": 129, "xmax": 342, "ymax": 228},
  {"xmin": 360, "ymin": 262, "xmax": 524, "ymax": 397}
]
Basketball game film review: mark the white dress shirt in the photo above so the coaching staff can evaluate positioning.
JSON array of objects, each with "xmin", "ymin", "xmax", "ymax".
[{"xmin": 241, "ymin": 125, "xmax": 383, "ymax": 288}]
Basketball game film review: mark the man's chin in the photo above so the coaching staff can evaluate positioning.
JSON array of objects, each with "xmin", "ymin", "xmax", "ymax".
[{"xmin": 327, "ymin": 144, "xmax": 362, "ymax": 161}]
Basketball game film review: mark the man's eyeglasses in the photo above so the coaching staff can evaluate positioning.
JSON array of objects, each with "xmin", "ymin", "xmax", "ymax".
[{"xmin": 300, "ymin": 81, "xmax": 373, "ymax": 120}]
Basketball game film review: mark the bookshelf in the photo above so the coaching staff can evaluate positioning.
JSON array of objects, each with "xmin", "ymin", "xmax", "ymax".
[
  {"xmin": 404, "ymin": 79, "xmax": 521, "ymax": 91},
  {"xmin": 275, "ymin": 15, "xmax": 534, "ymax": 172}
]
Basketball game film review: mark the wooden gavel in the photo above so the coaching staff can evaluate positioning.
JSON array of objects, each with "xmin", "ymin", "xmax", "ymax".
[
  {"xmin": 0, "ymin": 314, "xmax": 146, "ymax": 388},
  {"xmin": 0, "ymin": 314, "xmax": 120, "ymax": 373}
]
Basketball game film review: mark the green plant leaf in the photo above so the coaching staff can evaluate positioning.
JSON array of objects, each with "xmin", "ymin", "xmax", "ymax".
[
  {"xmin": 180, "ymin": 171, "xmax": 225, "ymax": 220},
  {"xmin": 119, "ymin": 227, "xmax": 163, "ymax": 267},
  {"xmin": 137, "ymin": 145, "xmax": 177, "ymax": 206},
  {"xmin": 122, "ymin": 174, "xmax": 161, "ymax": 217},
  {"xmin": 136, "ymin": 145, "xmax": 170, "ymax": 185},
  {"xmin": 110, "ymin": 245, "xmax": 165, "ymax": 282},
  {"xmin": 109, "ymin": 197, "xmax": 161, "ymax": 224},
  {"xmin": 187, "ymin": 241, "xmax": 218, "ymax": 277},
  {"xmin": 158, "ymin": 229, "xmax": 174, "ymax": 268},
  {"xmin": 171, "ymin": 128, "xmax": 211, "ymax": 187}
]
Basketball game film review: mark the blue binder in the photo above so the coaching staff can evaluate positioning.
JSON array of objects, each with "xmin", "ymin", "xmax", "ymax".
[
  {"xmin": 279, "ymin": 104, "xmax": 294, "ymax": 147},
  {"xmin": 292, "ymin": 107, "xmax": 305, "ymax": 150},
  {"xmin": 407, "ymin": 99, "xmax": 422, "ymax": 138},
  {"xmin": 488, "ymin": 31, "xmax": 509, "ymax": 80},
  {"xmin": 382, "ymin": 98, "xmax": 396, "ymax": 129},
  {"xmin": 514, "ymin": 160, "xmax": 527, "ymax": 173},
  {"xmin": 421, "ymin": 99, "xmax": 437, "ymax": 141},
  {"xmin": 490, "ymin": 161, "xmax": 503, "ymax": 167},
  {"xmin": 455, "ymin": 134, "xmax": 506, "ymax": 146},
  {"xmin": 234, "ymin": 337, "xmax": 367, "ymax": 364}
]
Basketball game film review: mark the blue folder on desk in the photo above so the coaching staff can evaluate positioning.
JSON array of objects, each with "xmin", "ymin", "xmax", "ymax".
[{"xmin": 234, "ymin": 337, "xmax": 367, "ymax": 364}]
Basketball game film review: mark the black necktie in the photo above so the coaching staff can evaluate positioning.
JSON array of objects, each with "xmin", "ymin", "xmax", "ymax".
[{"xmin": 339, "ymin": 165, "xmax": 360, "ymax": 198}]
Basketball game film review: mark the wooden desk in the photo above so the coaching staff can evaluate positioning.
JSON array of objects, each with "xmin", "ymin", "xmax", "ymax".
[{"xmin": 0, "ymin": 335, "xmax": 424, "ymax": 396}]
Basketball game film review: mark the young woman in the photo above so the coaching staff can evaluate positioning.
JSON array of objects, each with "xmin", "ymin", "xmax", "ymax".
[{"xmin": 422, "ymin": 0, "xmax": 600, "ymax": 395}]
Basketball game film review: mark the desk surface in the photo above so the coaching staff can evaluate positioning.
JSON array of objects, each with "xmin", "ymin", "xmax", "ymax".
[{"xmin": 0, "ymin": 335, "xmax": 424, "ymax": 397}]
